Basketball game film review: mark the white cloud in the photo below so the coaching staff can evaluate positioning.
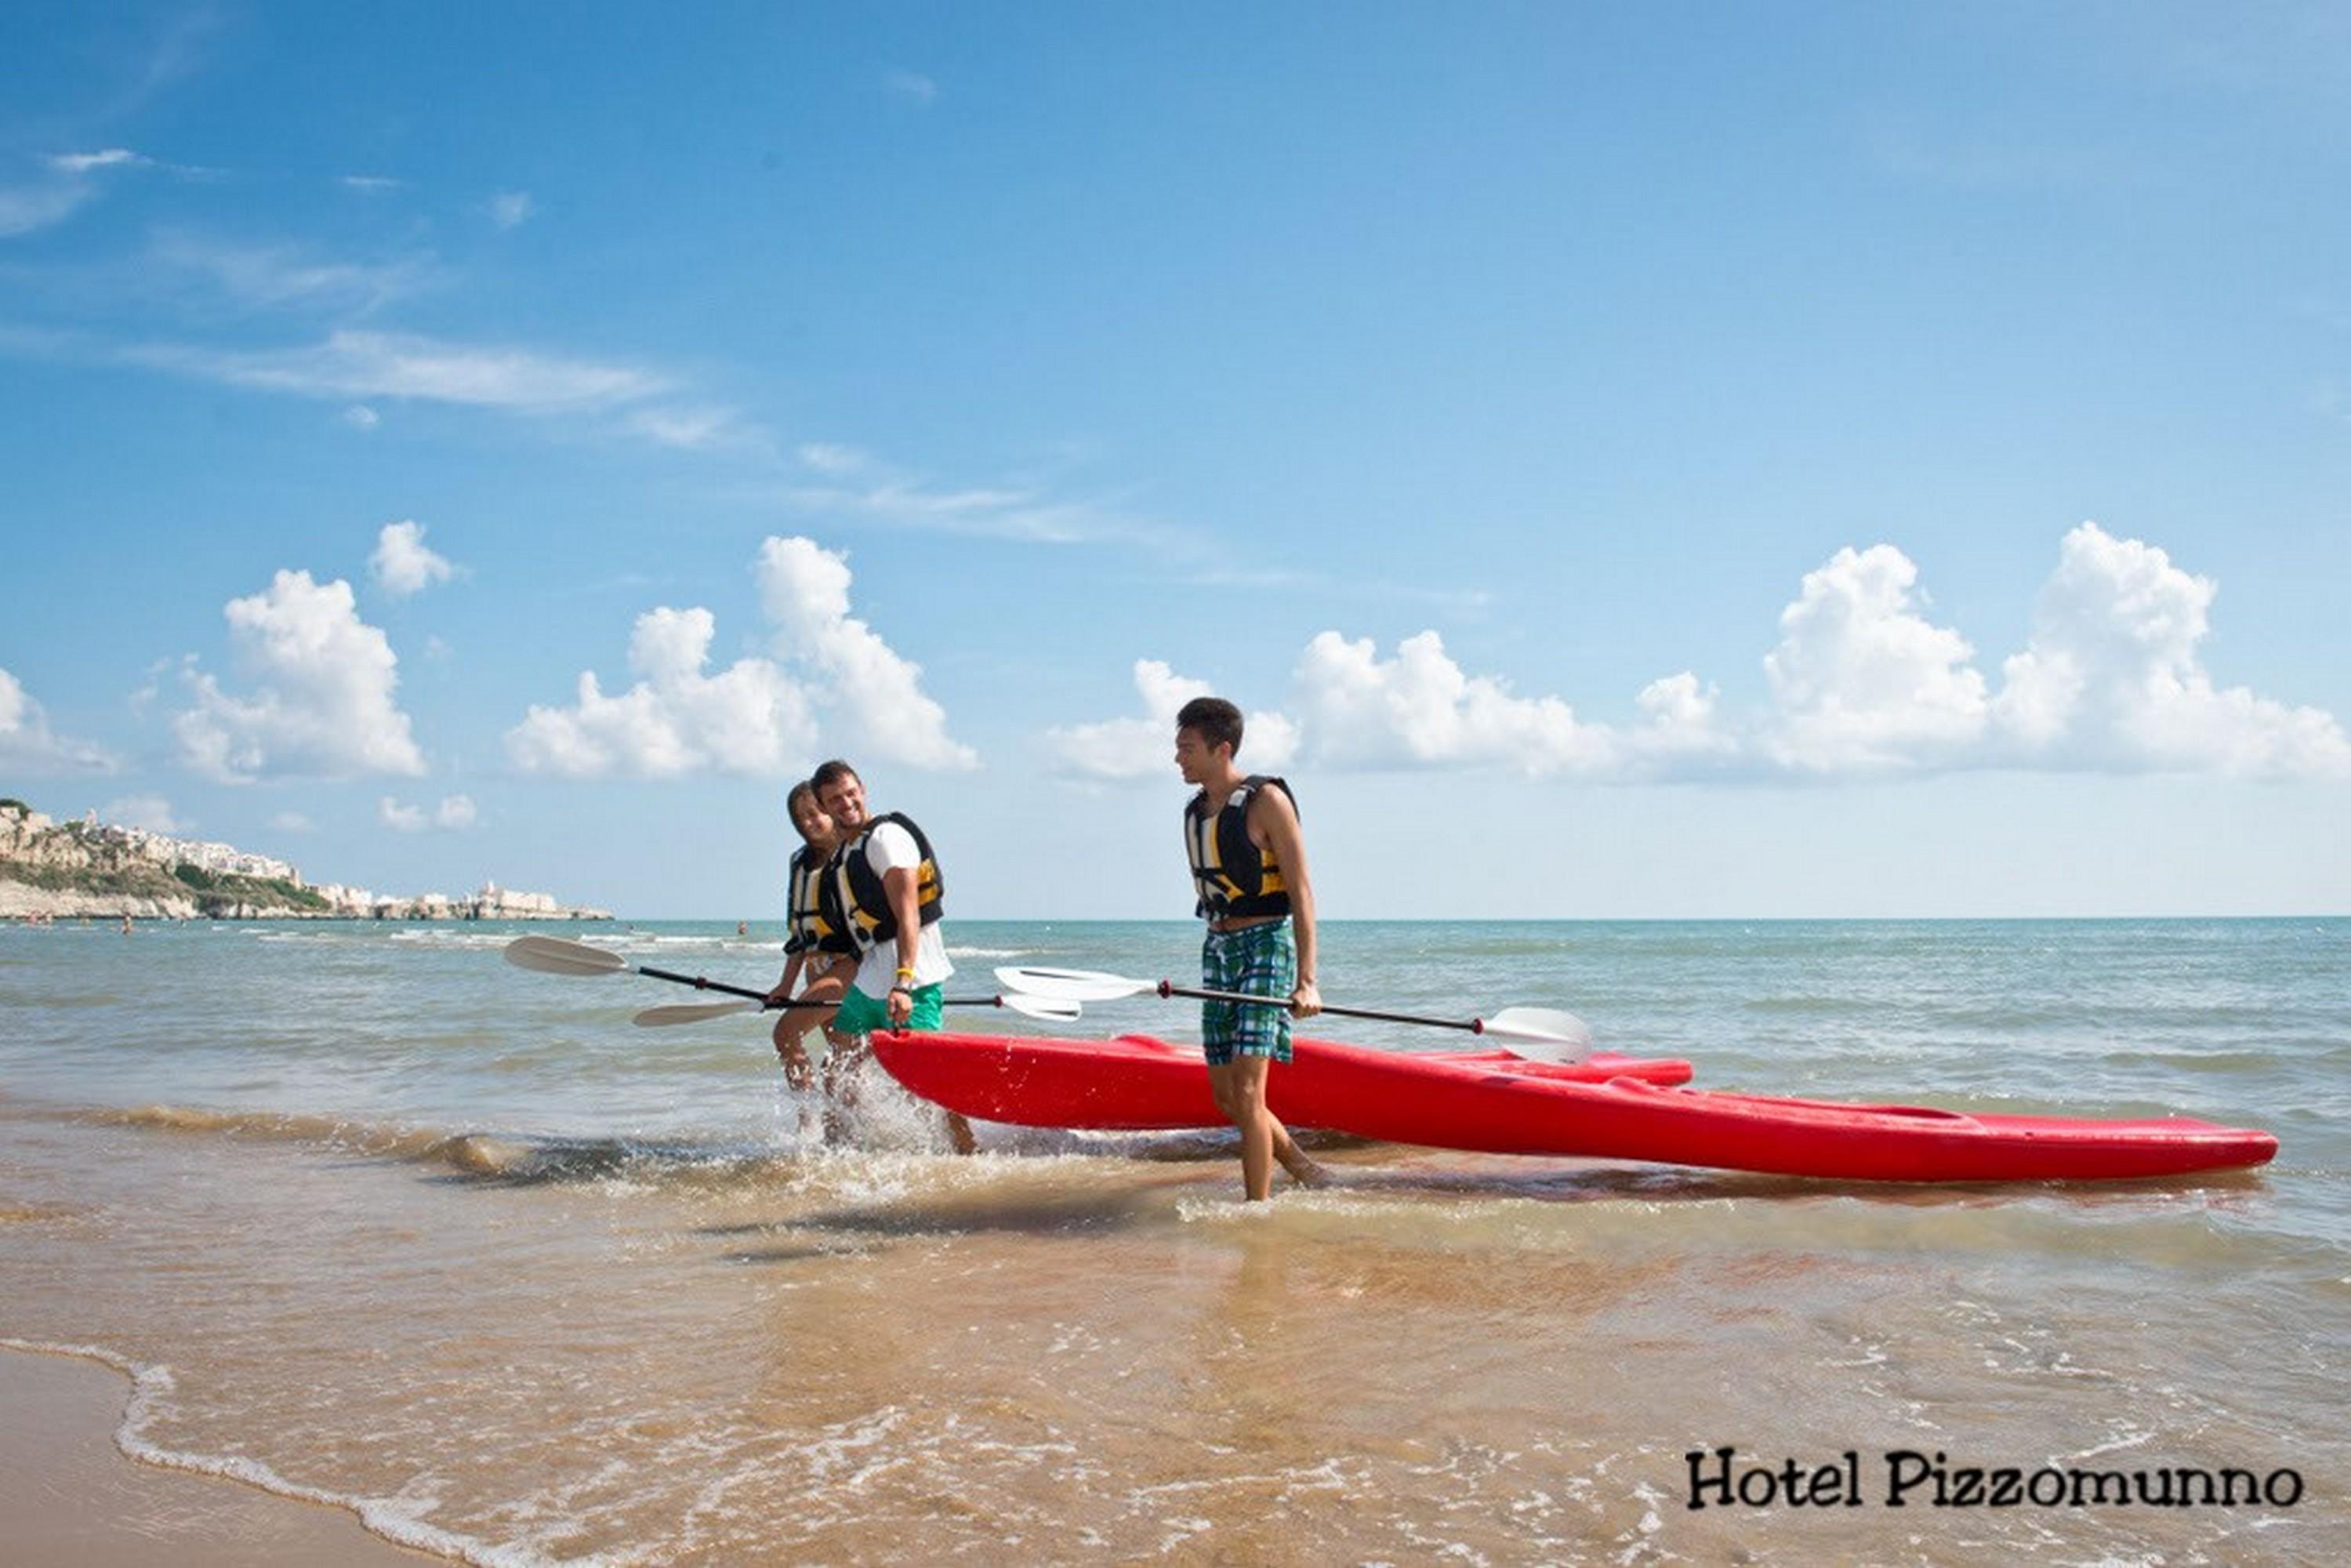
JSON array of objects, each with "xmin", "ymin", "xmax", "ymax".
[
  {"xmin": 102, "ymin": 794, "xmax": 185, "ymax": 833},
  {"xmin": 625, "ymin": 405, "xmax": 749, "ymax": 450},
  {"xmin": 369, "ymin": 520, "xmax": 456, "ymax": 597},
  {"xmin": 1627, "ymin": 671, "xmax": 1740, "ymax": 771},
  {"xmin": 1992, "ymin": 522, "xmax": 2351, "ymax": 778},
  {"xmin": 1761, "ymin": 544, "xmax": 1990, "ymax": 773},
  {"xmin": 343, "ymin": 405, "xmax": 379, "ymax": 430},
  {"xmin": 122, "ymin": 328, "xmax": 667, "ymax": 412},
  {"xmin": 1051, "ymin": 525, "xmax": 2345, "ymax": 786},
  {"xmin": 781, "ymin": 446, "xmax": 1174, "ymax": 549},
  {"xmin": 1292, "ymin": 630, "xmax": 1614, "ymax": 776},
  {"xmin": 173, "ymin": 571, "xmax": 426, "ymax": 782},
  {"xmin": 486, "ymin": 191, "xmax": 534, "ymax": 230},
  {"xmin": 0, "ymin": 149, "xmax": 151, "ymax": 238},
  {"xmin": 509, "ymin": 538, "xmax": 977, "ymax": 779},
  {"xmin": 47, "ymin": 148, "xmax": 149, "ymax": 176},
  {"xmin": 147, "ymin": 230, "xmax": 437, "ymax": 314},
  {"xmin": 0, "ymin": 666, "xmax": 118, "ymax": 774},
  {"xmin": 1049, "ymin": 660, "xmax": 1298, "ymax": 780},
  {"xmin": 380, "ymin": 793, "xmax": 477, "ymax": 832},
  {"xmin": 269, "ymin": 811, "xmax": 315, "ymax": 834},
  {"xmin": 756, "ymin": 537, "xmax": 978, "ymax": 770},
  {"xmin": 340, "ymin": 175, "xmax": 401, "ymax": 194},
  {"xmin": 506, "ymin": 605, "xmax": 820, "ymax": 779},
  {"xmin": 0, "ymin": 182, "xmax": 99, "ymax": 237},
  {"xmin": 797, "ymin": 442, "xmax": 867, "ymax": 474}
]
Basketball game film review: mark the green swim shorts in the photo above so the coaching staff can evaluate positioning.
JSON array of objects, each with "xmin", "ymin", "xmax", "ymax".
[
  {"xmin": 1199, "ymin": 919, "xmax": 1295, "ymax": 1066},
  {"xmin": 833, "ymin": 981, "xmax": 944, "ymax": 1036}
]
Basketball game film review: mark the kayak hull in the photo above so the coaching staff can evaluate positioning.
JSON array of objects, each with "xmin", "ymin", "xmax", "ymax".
[
  {"xmin": 867, "ymin": 1030, "xmax": 1692, "ymax": 1131},
  {"xmin": 871, "ymin": 1031, "xmax": 2277, "ymax": 1181}
]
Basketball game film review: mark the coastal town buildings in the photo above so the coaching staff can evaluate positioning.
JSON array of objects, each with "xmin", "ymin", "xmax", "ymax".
[{"xmin": 2, "ymin": 800, "xmax": 608, "ymax": 920}]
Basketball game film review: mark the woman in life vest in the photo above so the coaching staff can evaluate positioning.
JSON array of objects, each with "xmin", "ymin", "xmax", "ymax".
[{"xmin": 766, "ymin": 780, "xmax": 857, "ymax": 1091}]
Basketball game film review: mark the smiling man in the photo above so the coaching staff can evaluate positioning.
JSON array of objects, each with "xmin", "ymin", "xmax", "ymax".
[{"xmin": 811, "ymin": 758, "xmax": 976, "ymax": 1156}]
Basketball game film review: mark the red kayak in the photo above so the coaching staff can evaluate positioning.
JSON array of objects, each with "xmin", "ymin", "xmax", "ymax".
[
  {"xmin": 872, "ymin": 1031, "xmax": 2276, "ymax": 1181},
  {"xmin": 868, "ymin": 1030, "xmax": 1692, "ymax": 1131}
]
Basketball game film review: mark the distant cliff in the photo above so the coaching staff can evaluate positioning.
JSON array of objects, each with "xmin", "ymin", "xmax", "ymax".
[{"xmin": 0, "ymin": 798, "xmax": 610, "ymax": 921}]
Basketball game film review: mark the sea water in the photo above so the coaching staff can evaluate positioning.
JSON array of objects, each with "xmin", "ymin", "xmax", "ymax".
[{"xmin": 2, "ymin": 917, "xmax": 2346, "ymax": 1563}]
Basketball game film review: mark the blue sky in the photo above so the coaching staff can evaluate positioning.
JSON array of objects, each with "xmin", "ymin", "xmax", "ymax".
[{"xmin": 2, "ymin": 2, "xmax": 2347, "ymax": 919}]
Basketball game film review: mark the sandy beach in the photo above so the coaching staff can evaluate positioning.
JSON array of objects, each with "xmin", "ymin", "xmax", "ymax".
[{"xmin": 0, "ymin": 1348, "xmax": 434, "ymax": 1566}]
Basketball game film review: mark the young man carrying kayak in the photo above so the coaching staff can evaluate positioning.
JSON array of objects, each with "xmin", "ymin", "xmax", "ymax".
[
  {"xmin": 1174, "ymin": 696, "xmax": 1329, "ymax": 1200},
  {"xmin": 812, "ymin": 759, "xmax": 978, "ymax": 1156}
]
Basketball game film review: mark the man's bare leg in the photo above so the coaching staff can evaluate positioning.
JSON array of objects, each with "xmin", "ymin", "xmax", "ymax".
[
  {"xmin": 945, "ymin": 1110, "xmax": 978, "ymax": 1156},
  {"xmin": 820, "ymin": 1032, "xmax": 864, "ymax": 1145}
]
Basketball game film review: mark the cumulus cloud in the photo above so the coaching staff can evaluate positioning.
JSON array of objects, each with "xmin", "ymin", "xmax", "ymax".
[
  {"xmin": 369, "ymin": 520, "xmax": 457, "ymax": 597},
  {"xmin": 0, "ymin": 666, "xmax": 118, "ymax": 774},
  {"xmin": 1292, "ymin": 630, "xmax": 1614, "ymax": 776},
  {"xmin": 172, "ymin": 571, "xmax": 426, "ymax": 782},
  {"xmin": 380, "ymin": 793, "xmax": 477, "ymax": 832},
  {"xmin": 1047, "ymin": 523, "xmax": 2344, "ymax": 786},
  {"xmin": 506, "ymin": 605, "xmax": 820, "ymax": 778},
  {"xmin": 1048, "ymin": 661, "xmax": 1298, "ymax": 780},
  {"xmin": 756, "ymin": 537, "xmax": 978, "ymax": 770},
  {"xmin": 1761, "ymin": 544, "xmax": 1990, "ymax": 772},
  {"xmin": 1991, "ymin": 523, "xmax": 2351, "ymax": 777},
  {"xmin": 508, "ymin": 538, "xmax": 975, "ymax": 779},
  {"xmin": 102, "ymin": 794, "xmax": 185, "ymax": 833}
]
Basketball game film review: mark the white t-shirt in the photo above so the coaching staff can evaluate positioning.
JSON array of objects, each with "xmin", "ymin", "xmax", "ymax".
[{"xmin": 848, "ymin": 820, "xmax": 955, "ymax": 1000}]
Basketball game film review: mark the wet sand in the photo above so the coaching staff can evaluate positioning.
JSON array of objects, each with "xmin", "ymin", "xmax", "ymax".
[{"xmin": 0, "ymin": 1349, "xmax": 435, "ymax": 1566}]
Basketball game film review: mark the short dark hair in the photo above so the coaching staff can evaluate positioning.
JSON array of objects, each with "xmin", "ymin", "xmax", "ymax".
[
  {"xmin": 785, "ymin": 780, "xmax": 819, "ymax": 817},
  {"xmin": 811, "ymin": 758, "xmax": 860, "ymax": 795},
  {"xmin": 1175, "ymin": 696, "xmax": 1244, "ymax": 757}
]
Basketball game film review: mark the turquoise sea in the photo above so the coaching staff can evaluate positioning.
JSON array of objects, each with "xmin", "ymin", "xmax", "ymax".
[{"xmin": 2, "ymin": 916, "xmax": 2346, "ymax": 1563}]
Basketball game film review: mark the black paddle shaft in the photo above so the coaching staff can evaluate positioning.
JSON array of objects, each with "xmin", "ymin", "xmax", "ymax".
[
  {"xmin": 636, "ymin": 964, "xmax": 1004, "ymax": 1013},
  {"xmin": 637, "ymin": 964, "xmax": 772, "ymax": 1004},
  {"xmin": 1152, "ymin": 978, "xmax": 1484, "ymax": 1036}
]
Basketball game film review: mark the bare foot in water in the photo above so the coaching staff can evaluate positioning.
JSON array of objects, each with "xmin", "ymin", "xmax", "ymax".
[{"xmin": 1282, "ymin": 1153, "xmax": 1333, "ymax": 1189}]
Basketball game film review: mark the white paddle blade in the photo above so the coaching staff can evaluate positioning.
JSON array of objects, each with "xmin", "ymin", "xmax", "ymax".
[
  {"xmin": 996, "ymin": 992, "xmax": 1083, "ymax": 1023},
  {"xmin": 633, "ymin": 1000, "xmax": 762, "ymax": 1027},
  {"xmin": 1482, "ymin": 1007, "xmax": 1595, "ymax": 1063},
  {"xmin": 505, "ymin": 935, "xmax": 629, "ymax": 977},
  {"xmin": 993, "ymin": 965, "xmax": 1150, "ymax": 1003}
]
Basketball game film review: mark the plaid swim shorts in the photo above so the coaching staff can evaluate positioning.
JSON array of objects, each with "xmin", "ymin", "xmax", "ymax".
[{"xmin": 1199, "ymin": 919, "xmax": 1295, "ymax": 1066}]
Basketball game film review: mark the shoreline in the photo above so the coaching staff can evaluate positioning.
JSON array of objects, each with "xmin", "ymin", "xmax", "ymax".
[
  {"xmin": 0, "ymin": 882, "xmax": 615, "ymax": 923},
  {"xmin": 0, "ymin": 1345, "xmax": 445, "ymax": 1566}
]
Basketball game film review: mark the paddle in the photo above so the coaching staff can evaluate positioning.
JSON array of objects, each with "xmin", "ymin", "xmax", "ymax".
[
  {"xmin": 630, "ymin": 993, "xmax": 1080, "ymax": 1028},
  {"xmin": 995, "ymin": 964, "xmax": 1594, "ymax": 1062},
  {"xmin": 502, "ymin": 936, "xmax": 1082, "ymax": 1025}
]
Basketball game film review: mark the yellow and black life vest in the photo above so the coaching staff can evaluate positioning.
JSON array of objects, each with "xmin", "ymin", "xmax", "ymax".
[
  {"xmin": 818, "ymin": 811, "xmax": 945, "ymax": 953},
  {"xmin": 783, "ymin": 844, "xmax": 855, "ymax": 957},
  {"xmin": 1184, "ymin": 775, "xmax": 1294, "ymax": 920}
]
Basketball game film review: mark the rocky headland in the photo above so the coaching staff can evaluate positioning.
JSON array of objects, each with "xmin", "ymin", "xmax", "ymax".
[{"xmin": 0, "ymin": 798, "xmax": 611, "ymax": 922}]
